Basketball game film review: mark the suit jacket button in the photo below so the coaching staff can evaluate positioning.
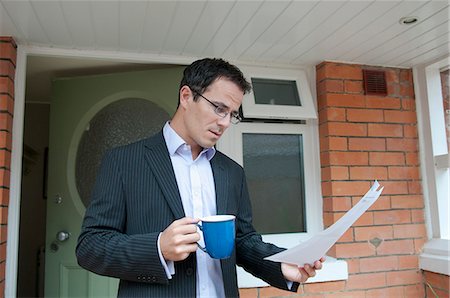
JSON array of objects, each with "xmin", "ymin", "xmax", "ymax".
[
  {"xmin": 151, "ymin": 276, "xmax": 157, "ymax": 282},
  {"xmin": 186, "ymin": 268, "xmax": 193, "ymax": 276}
]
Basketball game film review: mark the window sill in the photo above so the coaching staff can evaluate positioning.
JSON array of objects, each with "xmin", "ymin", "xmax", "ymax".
[
  {"xmin": 237, "ymin": 256, "xmax": 348, "ymax": 288},
  {"xmin": 419, "ymin": 238, "xmax": 450, "ymax": 275}
]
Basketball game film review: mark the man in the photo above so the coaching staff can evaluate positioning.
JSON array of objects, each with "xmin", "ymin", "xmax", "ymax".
[{"xmin": 76, "ymin": 58, "xmax": 324, "ymax": 297}]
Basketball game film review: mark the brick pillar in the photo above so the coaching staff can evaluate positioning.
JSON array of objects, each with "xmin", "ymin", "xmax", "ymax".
[
  {"xmin": 316, "ymin": 61, "xmax": 426, "ymax": 296},
  {"xmin": 0, "ymin": 36, "xmax": 16, "ymax": 296}
]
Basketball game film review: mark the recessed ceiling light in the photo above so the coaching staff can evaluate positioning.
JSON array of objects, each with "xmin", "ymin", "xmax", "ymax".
[{"xmin": 399, "ymin": 16, "xmax": 419, "ymax": 25}]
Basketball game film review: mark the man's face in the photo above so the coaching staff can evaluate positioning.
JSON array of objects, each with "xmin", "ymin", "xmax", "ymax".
[{"xmin": 182, "ymin": 78, "xmax": 243, "ymax": 152}]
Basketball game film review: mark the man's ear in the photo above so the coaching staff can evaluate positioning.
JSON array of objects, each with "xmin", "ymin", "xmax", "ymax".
[{"xmin": 179, "ymin": 85, "xmax": 192, "ymax": 108}]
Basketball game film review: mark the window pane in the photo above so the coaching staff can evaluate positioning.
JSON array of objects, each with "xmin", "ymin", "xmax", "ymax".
[
  {"xmin": 251, "ymin": 78, "xmax": 301, "ymax": 106},
  {"xmin": 243, "ymin": 133, "xmax": 306, "ymax": 234}
]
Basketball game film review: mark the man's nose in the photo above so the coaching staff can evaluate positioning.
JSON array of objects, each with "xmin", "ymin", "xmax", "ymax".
[{"xmin": 217, "ymin": 114, "xmax": 231, "ymax": 128}]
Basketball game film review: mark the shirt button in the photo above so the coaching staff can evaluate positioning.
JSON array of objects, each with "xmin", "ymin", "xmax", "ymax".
[{"xmin": 186, "ymin": 268, "xmax": 193, "ymax": 276}]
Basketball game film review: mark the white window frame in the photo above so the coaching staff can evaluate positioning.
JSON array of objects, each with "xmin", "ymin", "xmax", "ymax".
[
  {"xmin": 413, "ymin": 56, "xmax": 450, "ymax": 275},
  {"xmin": 218, "ymin": 122, "xmax": 322, "ymax": 246},
  {"xmin": 239, "ymin": 66, "xmax": 317, "ymax": 120}
]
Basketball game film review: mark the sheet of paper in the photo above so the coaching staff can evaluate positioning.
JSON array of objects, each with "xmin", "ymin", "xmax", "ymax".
[{"xmin": 264, "ymin": 181, "xmax": 384, "ymax": 266}]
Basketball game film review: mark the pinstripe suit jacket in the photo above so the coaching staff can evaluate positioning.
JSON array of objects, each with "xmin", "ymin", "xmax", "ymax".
[{"xmin": 76, "ymin": 131, "xmax": 298, "ymax": 297}]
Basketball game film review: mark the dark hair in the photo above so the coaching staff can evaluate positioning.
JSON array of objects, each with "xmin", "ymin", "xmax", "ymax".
[{"xmin": 179, "ymin": 58, "xmax": 251, "ymax": 104}]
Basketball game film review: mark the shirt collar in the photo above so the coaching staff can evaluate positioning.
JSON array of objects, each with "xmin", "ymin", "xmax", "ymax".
[{"xmin": 163, "ymin": 122, "xmax": 216, "ymax": 161}]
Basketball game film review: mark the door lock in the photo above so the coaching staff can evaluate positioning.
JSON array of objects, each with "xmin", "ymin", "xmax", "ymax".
[
  {"xmin": 54, "ymin": 194, "xmax": 63, "ymax": 204},
  {"xmin": 56, "ymin": 230, "xmax": 70, "ymax": 242}
]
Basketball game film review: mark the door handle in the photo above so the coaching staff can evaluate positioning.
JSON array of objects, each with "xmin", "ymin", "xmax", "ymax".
[{"xmin": 56, "ymin": 230, "xmax": 70, "ymax": 242}]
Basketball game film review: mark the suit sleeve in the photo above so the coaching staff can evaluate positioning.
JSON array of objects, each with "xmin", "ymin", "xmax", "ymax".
[
  {"xmin": 75, "ymin": 149, "xmax": 169, "ymax": 284},
  {"xmin": 235, "ymin": 168, "xmax": 300, "ymax": 292}
]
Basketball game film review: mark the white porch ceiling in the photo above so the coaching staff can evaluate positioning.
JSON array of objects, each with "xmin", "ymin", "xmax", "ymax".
[{"xmin": 0, "ymin": 0, "xmax": 449, "ymax": 102}]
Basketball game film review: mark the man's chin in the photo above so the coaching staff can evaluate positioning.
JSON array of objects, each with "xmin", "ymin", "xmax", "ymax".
[{"xmin": 201, "ymin": 139, "xmax": 218, "ymax": 149}]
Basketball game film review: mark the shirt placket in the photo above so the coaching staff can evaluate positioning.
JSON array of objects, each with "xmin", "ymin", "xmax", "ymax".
[
  {"xmin": 190, "ymin": 162, "xmax": 203, "ymax": 221},
  {"xmin": 190, "ymin": 162, "xmax": 209, "ymax": 296}
]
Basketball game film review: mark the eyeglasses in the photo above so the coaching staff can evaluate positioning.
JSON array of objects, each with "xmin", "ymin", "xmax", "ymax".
[{"xmin": 192, "ymin": 89, "xmax": 242, "ymax": 124}]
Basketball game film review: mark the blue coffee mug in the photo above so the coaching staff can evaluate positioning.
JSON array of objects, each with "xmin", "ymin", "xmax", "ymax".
[{"xmin": 197, "ymin": 215, "xmax": 235, "ymax": 259}]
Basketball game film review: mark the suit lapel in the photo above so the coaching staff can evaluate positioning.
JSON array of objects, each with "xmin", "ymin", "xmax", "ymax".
[
  {"xmin": 143, "ymin": 132, "xmax": 185, "ymax": 219},
  {"xmin": 211, "ymin": 155, "xmax": 229, "ymax": 215},
  {"xmin": 143, "ymin": 132, "xmax": 229, "ymax": 218},
  {"xmin": 212, "ymin": 155, "xmax": 238, "ymax": 297}
]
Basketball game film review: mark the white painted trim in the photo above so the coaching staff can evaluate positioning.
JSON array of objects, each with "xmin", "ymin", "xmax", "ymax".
[
  {"xmin": 425, "ymin": 60, "xmax": 448, "ymax": 157},
  {"xmin": 239, "ymin": 66, "xmax": 317, "ymax": 120},
  {"xmin": 425, "ymin": 57, "xmax": 450, "ymax": 240},
  {"xmin": 5, "ymin": 45, "xmax": 26, "ymax": 298},
  {"xmin": 23, "ymin": 45, "xmax": 310, "ymax": 70},
  {"xmin": 419, "ymin": 239, "xmax": 450, "ymax": 275},
  {"xmin": 435, "ymin": 154, "xmax": 450, "ymax": 169},
  {"xmin": 414, "ymin": 55, "xmax": 450, "ymax": 276},
  {"xmin": 414, "ymin": 64, "xmax": 437, "ymax": 240},
  {"xmin": 24, "ymin": 45, "xmax": 195, "ymax": 65},
  {"xmin": 413, "ymin": 55, "xmax": 450, "ymax": 240}
]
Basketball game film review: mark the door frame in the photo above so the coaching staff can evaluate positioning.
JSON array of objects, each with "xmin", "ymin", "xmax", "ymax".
[{"xmin": 6, "ymin": 45, "xmax": 196, "ymax": 297}]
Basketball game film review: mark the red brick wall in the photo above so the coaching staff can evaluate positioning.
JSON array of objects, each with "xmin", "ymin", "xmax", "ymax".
[
  {"xmin": 423, "ymin": 271, "xmax": 449, "ymax": 297},
  {"xmin": 315, "ymin": 61, "xmax": 426, "ymax": 296},
  {"xmin": 0, "ymin": 36, "xmax": 16, "ymax": 297}
]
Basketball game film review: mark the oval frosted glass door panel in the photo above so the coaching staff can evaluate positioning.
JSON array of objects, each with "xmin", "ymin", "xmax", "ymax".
[
  {"xmin": 75, "ymin": 98, "xmax": 169, "ymax": 208},
  {"xmin": 243, "ymin": 133, "xmax": 306, "ymax": 234}
]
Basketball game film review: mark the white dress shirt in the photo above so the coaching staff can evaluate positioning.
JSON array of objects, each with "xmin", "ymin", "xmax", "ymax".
[{"xmin": 158, "ymin": 122, "xmax": 226, "ymax": 297}]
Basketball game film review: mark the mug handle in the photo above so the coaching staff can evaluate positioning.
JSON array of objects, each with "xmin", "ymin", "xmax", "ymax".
[{"xmin": 196, "ymin": 223, "xmax": 207, "ymax": 253}]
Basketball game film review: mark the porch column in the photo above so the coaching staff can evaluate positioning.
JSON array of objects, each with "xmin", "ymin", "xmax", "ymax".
[
  {"xmin": 316, "ymin": 61, "xmax": 426, "ymax": 295},
  {"xmin": 0, "ymin": 36, "xmax": 16, "ymax": 296}
]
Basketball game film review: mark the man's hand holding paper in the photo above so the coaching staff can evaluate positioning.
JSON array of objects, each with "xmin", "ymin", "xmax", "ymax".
[{"xmin": 281, "ymin": 257, "xmax": 326, "ymax": 283}]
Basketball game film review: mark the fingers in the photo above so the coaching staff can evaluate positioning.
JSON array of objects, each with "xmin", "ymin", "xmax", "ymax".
[
  {"xmin": 171, "ymin": 217, "xmax": 200, "ymax": 230},
  {"xmin": 293, "ymin": 264, "xmax": 316, "ymax": 283},
  {"xmin": 297, "ymin": 267, "xmax": 309, "ymax": 283},
  {"xmin": 160, "ymin": 217, "xmax": 201, "ymax": 262},
  {"xmin": 174, "ymin": 217, "xmax": 200, "ymax": 225},
  {"xmin": 313, "ymin": 259, "xmax": 323, "ymax": 270},
  {"xmin": 171, "ymin": 230, "xmax": 200, "ymax": 246},
  {"xmin": 299, "ymin": 257, "xmax": 324, "ymax": 282},
  {"xmin": 303, "ymin": 264, "xmax": 316, "ymax": 278}
]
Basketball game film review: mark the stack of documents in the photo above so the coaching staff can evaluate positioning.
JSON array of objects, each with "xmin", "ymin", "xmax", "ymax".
[{"xmin": 265, "ymin": 181, "xmax": 384, "ymax": 266}]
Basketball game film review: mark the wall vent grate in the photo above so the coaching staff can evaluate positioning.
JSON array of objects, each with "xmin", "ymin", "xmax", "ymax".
[{"xmin": 363, "ymin": 69, "xmax": 387, "ymax": 96}]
